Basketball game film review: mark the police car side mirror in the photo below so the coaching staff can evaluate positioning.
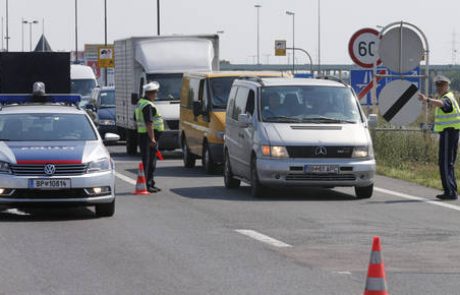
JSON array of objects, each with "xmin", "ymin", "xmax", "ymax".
[
  {"xmin": 367, "ymin": 114, "xmax": 378, "ymax": 128},
  {"xmin": 131, "ymin": 93, "xmax": 139, "ymax": 105},
  {"xmin": 193, "ymin": 101, "xmax": 202, "ymax": 117}
]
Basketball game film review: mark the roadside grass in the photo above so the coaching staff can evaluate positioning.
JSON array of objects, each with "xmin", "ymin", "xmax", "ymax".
[{"xmin": 371, "ymin": 126, "xmax": 448, "ymax": 191}]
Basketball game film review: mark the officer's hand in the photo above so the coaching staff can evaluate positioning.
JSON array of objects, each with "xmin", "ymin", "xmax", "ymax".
[
  {"xmin": 150, "ymin": 138, "xmax": 157, "ymax": 147},
  {"xmin": 418, "ymin": 93, "xmax": 428, "ymax": 103}
]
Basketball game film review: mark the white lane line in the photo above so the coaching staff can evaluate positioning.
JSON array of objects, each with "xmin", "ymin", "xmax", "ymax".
[
  {"xmin": 115, "ymin": 172, "xmax": 136, "ymax": 185},
  {"xmin": 235, "ymin": 229, "xmax": 292, "ymax": 248},
  {"xmin": 375, "ymin": 187, "xmax": 460, "ymax": 212}
]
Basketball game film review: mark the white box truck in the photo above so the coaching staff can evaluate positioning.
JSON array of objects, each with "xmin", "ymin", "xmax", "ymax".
[{"xmin": 114, "ymin": 35, "xmax": 219, "ymax": 154}]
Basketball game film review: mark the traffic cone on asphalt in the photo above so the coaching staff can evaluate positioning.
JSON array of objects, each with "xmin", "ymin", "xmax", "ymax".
[
  {"xmin": 363, "ymin": 236, "xmax": 389, "ymax": 295},
  {"xmin": 156, "ymin": 150, "xmax": 164, "ymax": 160},
  {"xmin": 133, "ymin": 162, "xmax": 149, "ymax": 195}
]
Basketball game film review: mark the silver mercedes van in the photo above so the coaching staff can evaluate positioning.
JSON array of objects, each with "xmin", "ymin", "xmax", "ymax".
[{"xmin": 223, "ymin": 77, "xmax": 376, "ymax": 198}]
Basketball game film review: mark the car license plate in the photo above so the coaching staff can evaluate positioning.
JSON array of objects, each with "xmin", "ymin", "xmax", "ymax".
[
  {"xmin": 28, "ymin": 179, "xmax": 71, "ymax": 190},
  {"xmin": 304, "ymin": 165, "xmax": 339, "ymax": 174}
]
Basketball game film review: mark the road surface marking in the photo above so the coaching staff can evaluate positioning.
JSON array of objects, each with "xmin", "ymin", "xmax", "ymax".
[
  {"xmin": 115, "ymin": 172, "xmax": 136, "ymax": 185},
  {"xmin": 235, "ymin": 229, "xmax": 292, "ymax": 248},
  {"xmin": 375, "ymin": 187, "xmax": 460, "ymax": 212}
]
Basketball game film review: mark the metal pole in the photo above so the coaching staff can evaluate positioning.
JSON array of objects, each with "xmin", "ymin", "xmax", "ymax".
[
  {"xmin": 317, "ymin": 0, "xmax": 321, "ymax": 75},
  {"xmin": 1, "ymin": 17, "xmax": 3, "ymax": 51},
  {"xmin": 293, "ymin": 13, "xmax": 295, "ymax": 73},
  {"xmin": 6, "ymin": 0, "xmax": 9, "ymax": 51},
  {"xmin": 42, "ymin": 18, "xmax": 45, "ymax": 52},
  {"xmin": 104, "ymin": 0, "xmax": 108, "ymax": 86},
  {"xmin": 29, "ymin": 23, "xmax": 32, "ymax": 51},
  {"xmin": 21, "ymin": 18, "xmax": 24, "ymax": 51},
  {"xmin": 255, "ymin": 5, "xmax": 261, "ymax": 65},
  {"xmin": 157, "ymin": 0, "xmax": 160, "ymax": 35},
  {"xmin": 75, "ymin": 0, "xmax": 78, "ymax": 62}
]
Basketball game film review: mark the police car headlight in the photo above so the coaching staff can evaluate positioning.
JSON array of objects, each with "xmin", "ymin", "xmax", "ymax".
[
  {"xmin": 352, "ymin": 146, "xmax": 370, "ymax": 158},
  {"xmin": 99, "ymin": 120, "xmax": 115, "ymax": 126},
  {"xmin": 87, "ymin": 158, "xmax": 111, "ymax": 173},
  {"xmin": 0, "ymin": 161, "xmax": 11, "ymax": 174}
]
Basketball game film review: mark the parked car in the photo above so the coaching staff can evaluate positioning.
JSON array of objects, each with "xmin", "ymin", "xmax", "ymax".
[
  {"xmin": 179, "ymin": 71, "xmax": 288, "ymax": 173},
  {"xmin": 89, "ymin": 86, "xmax": 118, "ymax": 140},
  {"xmin": 223, "ymin": 77, "xmax": 376, "ymax": 198}
]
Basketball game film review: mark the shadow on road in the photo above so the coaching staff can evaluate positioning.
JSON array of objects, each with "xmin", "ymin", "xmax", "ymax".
[
  {"xmin": 0, "ymin": 207, "xmax": 98, "ymax": 222},
  {"xmin": 126, "ymin": 166, "xmax": 223, "ymax": 178},
  {"xmin": 170, "ymin": 186, "xmax": 357, "ymax": 201}
]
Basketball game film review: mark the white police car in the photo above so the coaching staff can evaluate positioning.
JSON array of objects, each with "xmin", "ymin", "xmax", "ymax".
[{"xmin": 0, "ymin": 91, "xmax": 119, "ymax": 217}]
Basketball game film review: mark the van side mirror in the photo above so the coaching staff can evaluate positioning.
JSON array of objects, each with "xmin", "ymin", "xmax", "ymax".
[
  {"xmin": 237, "ymin": 113, "xmax": 251, "ymax": 128},
  {"xmin": 193, "ymin": 101, "xmax": 202, "ymax": 117},
  {"xmin": 131, "ymin": 93, "xmax": 139, "ymax": 105},
  {"xmin": 367, "ymin": 114, "xmax": 378, "ymax": 128}
]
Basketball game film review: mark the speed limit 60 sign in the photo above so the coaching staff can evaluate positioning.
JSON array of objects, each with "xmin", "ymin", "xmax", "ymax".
[{"xmin": 348, "ymin": 28, "xmax": 381, "ymax": 68}]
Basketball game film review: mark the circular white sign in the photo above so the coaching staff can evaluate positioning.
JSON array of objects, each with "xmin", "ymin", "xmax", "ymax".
[
  {"xmin": 379, "ymin": 79, "xmax": 421, "ymax": 126},
  {"xmin": 379, "ymin": 26, "xmax": 424, "ymax": 73},
  {"xmin": 348, "ymin": 28, "xmax": 381, "ymax": 68}
]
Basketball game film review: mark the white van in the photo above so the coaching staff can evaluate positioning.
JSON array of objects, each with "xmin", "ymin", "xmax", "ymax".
[
  {"xmin": 224, "ymin": 77, "xmax": 377, "ymax": 198},
  {"xmin": 71, "ymin": 64, "xmax": 98, "ymax": 102}
]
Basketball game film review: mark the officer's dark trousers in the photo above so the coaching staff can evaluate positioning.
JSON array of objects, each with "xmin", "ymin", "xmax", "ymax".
[
  {"xmin": 139, "ymin": 133, "xmax": 158, "ymax": 187},
  {"xmin": 439, "ymin": 128, "xmax": 459, "ymax": 196}
]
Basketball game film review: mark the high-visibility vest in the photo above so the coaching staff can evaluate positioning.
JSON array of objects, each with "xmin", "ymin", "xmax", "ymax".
[
  {"xmin": 135, "ymin": 98, "xmax": 164, "ymax": 133},
  {"xmin": 434, "ymin": 91, "xmax": 460, "ymax": 132}
]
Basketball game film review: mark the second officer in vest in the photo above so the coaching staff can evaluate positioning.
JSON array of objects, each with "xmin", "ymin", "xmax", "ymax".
[
  {"xmin": 135, "ymin": 81, "xmax": 164, "ymax": 193},
  {"xmin": 419, "ymin": 75, "xmax": 460, "ymax": 200}
]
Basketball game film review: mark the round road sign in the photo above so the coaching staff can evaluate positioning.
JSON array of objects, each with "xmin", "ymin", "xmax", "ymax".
[
  {"xmin": 379, "ymin": 26, "xmax": 424, "ymax": 73},
  {"xmin": 379, "ymin": 79, "xmax": 421, "ymax": 126},
  {"xmin": 348, "ymin": 28, "xmax": 381, "ymax": 68}
]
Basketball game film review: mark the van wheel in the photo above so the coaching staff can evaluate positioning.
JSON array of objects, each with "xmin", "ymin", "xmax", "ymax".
[
  {"xmin": 182, "ymin": 138, "xmax": 196, "ymax": 168},
  {"xmin": 355, "ymin": 184, "xmax": 373, "ymax": 199},
  {"xmin": 202, "ymin": 143, "xmax": 216, "ymax": 174},
  {"xmin": 224, "ymin": 151, "xmax": 240, "ymax": 189},
  {"xmin": 95, "ymin": 200, "xmax": 115, "ymax": 217},
  {"xmin": 251, "ymin": 157, "xmax": 265, "ymax": 198}
]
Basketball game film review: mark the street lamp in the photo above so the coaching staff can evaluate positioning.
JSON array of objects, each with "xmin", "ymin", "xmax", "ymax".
[
  {"xmin": 286, "ymin": 11, "xmax": 295, "ymax": 73},
  {"xmin": 157, "ymin": 0, "xmax": 160, "ymax": 35},
  {"xmin": 75, "ymin": 0, "xmax": 79, "ymax": 62},
  {"xmin": 254, "ymin": 4, "xmax": 262, "ymax": 65},
  {"xmin": 5, "ymin": 0, "xmax": 9, "ymax": 51},
  {"xmin": 104, "ymin": 0, "xmax": 108, "ymax": 86},
  {"xmin": 317, "ymin": 0, "xmax": 321, "ymax": 74},
  {"xmin": 23, "ymin": 19, "xmax": 38, "ymax": 52}
]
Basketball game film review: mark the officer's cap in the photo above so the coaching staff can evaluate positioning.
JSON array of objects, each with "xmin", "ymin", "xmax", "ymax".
[
  {"xmin": 434, "ymin": 75, "xmax": 451, "ymax": 85},
  {"xmin": 143, "ymin": 81, "xmax": 160, "ymax": 92}
]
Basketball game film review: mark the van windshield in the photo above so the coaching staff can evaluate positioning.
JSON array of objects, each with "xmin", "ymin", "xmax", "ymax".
[
  {"xmin": 71, "ymin": 79, "xmax": 97, "ymax": 99},
  {"xmin": 209, "ymin": 77, "xmax": 236, "ymax": 109},
  {"xmin": 260, "ymin": 86, "xmax": 362, "ymax": 123},
  {"xmin": 146, "ymin": 74, "xmax": 183, "ymax": 101},
  {"xmin": 99, "ymin": 90, "xmax": 115, "ymax": 107}
]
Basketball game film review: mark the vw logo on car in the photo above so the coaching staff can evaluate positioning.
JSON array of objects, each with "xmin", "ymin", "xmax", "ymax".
[{"xmin": 44, "ymin": 164, "xmax": 56, "ymax": 175}]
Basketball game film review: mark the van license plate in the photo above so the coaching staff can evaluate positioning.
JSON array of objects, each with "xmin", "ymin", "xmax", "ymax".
[
  {"xmin": 29, "ymin": 179, "xmax": 71, "ymax": 190},
  {"xmin": 304, "ymin": 165, "xmax": 339, "ymax": 174}
]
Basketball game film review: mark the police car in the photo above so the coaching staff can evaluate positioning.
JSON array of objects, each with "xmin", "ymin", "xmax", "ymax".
[{"xmin": 0, "ymin": 85, "xmax": 119, "ymax": 217}]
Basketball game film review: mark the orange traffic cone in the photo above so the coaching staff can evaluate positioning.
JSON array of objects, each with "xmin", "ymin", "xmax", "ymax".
[
  {"xmin": 133, "ymin": 162, "xmax": 149, "ymax": 195},
  {"xmin": 363, "ymin": 236, "xmax": 389, "ymax": 295},
  {"xmin": 156, "ymin": 150, "xmax": 164, "ymax": 160}
]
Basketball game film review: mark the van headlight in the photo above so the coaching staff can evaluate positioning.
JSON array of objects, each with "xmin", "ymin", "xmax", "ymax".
[
  {"xmin": 352, "ymin": 146, "xmax": 371, "ymax": 158},
  {"xmin": 87, "ymin": 158, "xmax": 111, "ymax": 173},
  {"xmin": 261, "ymin": 145, "xmax": 289, "ymax": 158},
  {"xmin": 99, "ymin": 119, "xmax": 115, "ymax": 126},
  {"xmin": 0, "ymin": 161, "xmax": 11, "ymax": 174}
]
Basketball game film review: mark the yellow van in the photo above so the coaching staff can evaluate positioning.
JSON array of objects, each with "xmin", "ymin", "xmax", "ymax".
[{"xmin": 179, "ymin": 71, "xmax": 287, "ymax": 173}]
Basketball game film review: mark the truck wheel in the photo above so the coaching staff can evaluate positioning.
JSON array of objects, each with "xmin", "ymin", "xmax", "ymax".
[
  {"xmin": 182, "ymin": 138, "xmax": 196, "ymax": 168},
  {"xmin": 224, "ymin": 151, "xmax": 240, "ymax": 189},
  {"xmin": 355, "ymin": 184, "xmax": 373, "ymax": 199},
  {"xmin": 95, "ymin": 201, "xmax": 115, "ymax": 217},
  {"xmin": 126, "ymin": 129, "xmax": 138, "ymax": 155},
  {"xmin": 251, "ymin": 157, "xmax": 265, "ymax": 198},
  {"xmin": 202, "ymin": 143, "xmax": 216, "ymax": 174}
]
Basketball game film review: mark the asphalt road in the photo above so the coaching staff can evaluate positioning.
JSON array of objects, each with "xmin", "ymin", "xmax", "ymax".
[{"xmin": 0, "ymin": 144, "xmax": 460, "ymax": 294}]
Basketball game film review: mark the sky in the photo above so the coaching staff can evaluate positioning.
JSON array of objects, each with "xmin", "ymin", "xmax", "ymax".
[{"xmin": 0, "ymin": 0, "xmax": 459, "ymax": 65}]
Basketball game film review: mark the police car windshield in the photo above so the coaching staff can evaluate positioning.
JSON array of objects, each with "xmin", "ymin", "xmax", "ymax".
[
  {"xmin": 146, "ymin": 74, "xmax": 182, "ymax": 101},
  {"xmin": 0, "ymin": 114, "xmax": 98, "ymax": 141},
  {"xmin": 260, "ymin": 86, "xmax": 362, "ymax": 123}
]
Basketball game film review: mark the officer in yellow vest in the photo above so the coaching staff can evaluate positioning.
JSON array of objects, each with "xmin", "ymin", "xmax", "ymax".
[
  {"xmin": 135, "ymin": 81, "xmax": 164, "ymax": 193},
  {"xmin": 419, "ymin": 75, "xmax": 460, "ymax": 200}
]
